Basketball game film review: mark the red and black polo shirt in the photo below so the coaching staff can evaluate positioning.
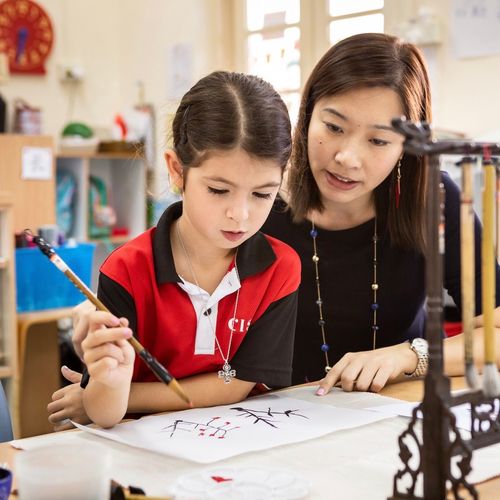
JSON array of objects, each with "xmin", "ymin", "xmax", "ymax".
[{"xmin": 97, "ymin": 201, "xmax": 301, "ymax": 388}]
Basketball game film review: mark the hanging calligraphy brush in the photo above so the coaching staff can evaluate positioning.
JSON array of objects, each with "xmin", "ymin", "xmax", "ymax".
[
  {"xmin": 481, "ymin": 148, "xmax": 500, "ymax": 397},
  {"xmin": 459, "ymin": 156, "xmax": 479, "ymax": 389}
]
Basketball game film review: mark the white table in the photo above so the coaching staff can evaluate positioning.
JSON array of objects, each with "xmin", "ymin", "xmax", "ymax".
[{"xmin": 2, "ymin": 378, "xmax": 500, "ymax": 499}]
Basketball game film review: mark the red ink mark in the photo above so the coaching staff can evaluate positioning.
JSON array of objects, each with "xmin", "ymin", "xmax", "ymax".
[{"xmin": 211, "ymin": 476, "xmax": 233, "ymax": 483}]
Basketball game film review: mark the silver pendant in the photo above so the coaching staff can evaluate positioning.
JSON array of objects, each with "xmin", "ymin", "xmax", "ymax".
[{"xmin": 218, "ymin": 362, "xmax": 236, "ymax": 384}]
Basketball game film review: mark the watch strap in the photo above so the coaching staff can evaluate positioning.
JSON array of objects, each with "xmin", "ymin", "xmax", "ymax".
[{"xmin": 405, "ymin": 338, "xmax": 429, "ymax": 378}]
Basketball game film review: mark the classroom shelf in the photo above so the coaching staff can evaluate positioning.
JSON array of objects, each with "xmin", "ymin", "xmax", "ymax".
[
  {"xmin": 0, "ymin": 193, "xmax": 19, "ymax": 436},
  {"xmin": 56, "ymin": 152, "xmax": 147, "ymax": 242},
  {"xmin": 89, "ymin": 235, "xmax": 130, "ymax": 245}
]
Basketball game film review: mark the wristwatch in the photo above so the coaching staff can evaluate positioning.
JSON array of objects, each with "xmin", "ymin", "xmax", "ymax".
[{"xmin": 405, "ymin": 338, "xmax": 429, "ymax": 377}]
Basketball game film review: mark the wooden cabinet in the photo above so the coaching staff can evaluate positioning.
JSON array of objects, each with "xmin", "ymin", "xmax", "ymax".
[
  {"xmin": 0, "ymin": 194, "xmax": 19, "ymax": 436},
  {"xmin": 56, "ymin": 152, "xmax": 147, "ymax": 244},
  {"xmin": 0, "ymin": 135, "xmax": 57, "ymax": 437},
  {"xmin": 0, "ymin": 135, "xmax": 55, "ymax": 233}
]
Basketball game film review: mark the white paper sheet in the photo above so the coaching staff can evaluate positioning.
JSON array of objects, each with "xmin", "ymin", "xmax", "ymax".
[
  {"xmin": 21, "ymin": 146, "xmax": 52, "ymax": 180},
  {"xmin": 365, "ymin": 398, "xmax": 500, "ymax": 433},
  {"xmin": 74, "ymin": 395, "xmax": 391, "ymax": 463}
]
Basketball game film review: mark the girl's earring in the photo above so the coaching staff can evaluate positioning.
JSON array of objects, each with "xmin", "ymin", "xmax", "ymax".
[
  {"xmin": 170, "ymin": 184, "xmax": 182, "ymax": 196},
  {"xmin": 395, "ymin": 158, "xmax": 402, "ymax": 208}
]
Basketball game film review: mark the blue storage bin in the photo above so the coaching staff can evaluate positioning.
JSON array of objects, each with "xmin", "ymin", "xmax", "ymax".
[{"xmin": 15, "ymin": 243, "xmax": 96, "ymax": 313}]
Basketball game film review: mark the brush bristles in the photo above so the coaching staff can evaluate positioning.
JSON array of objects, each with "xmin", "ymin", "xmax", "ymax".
[
  {"xmin": 482, "ymin": 363, "xmax": 500, "ymax": 397},
  {"xmin": 465, "ymin": 363, "xmax": 480, "ymax": 390},
  {"xmin": 169, "ymin": 378, "xmax": 192, "ymax": 407}
]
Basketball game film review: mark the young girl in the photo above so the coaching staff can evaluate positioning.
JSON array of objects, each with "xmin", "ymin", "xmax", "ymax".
[{"xmin": 78, "ymin": 71, "xmax": 300, "ymax": 428}]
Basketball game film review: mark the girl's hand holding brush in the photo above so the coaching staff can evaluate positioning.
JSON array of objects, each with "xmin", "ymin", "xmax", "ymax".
[{"xmin": 81, "ymin": 311, "xmax": 135, "ymax": 389}]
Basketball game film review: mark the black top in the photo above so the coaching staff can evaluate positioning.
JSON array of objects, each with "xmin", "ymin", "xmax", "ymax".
[{"xmin": 262, "ymin": 172, "xmax": 500, "ymax": 385}]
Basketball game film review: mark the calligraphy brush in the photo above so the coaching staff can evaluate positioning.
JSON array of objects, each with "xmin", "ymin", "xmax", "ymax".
[
  {"xmin": 480, "ymin": 155, "xmax": 500, "ymax": 397},
  {"xmin": 25, "ymin": 230, "xmax": 192, "ymax": 407},
  {"xmin": 459, "ymin": 156, "xmax": 479, "ymax": 389}
]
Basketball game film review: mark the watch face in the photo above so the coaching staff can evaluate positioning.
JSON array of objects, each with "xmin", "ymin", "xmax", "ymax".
[
  {"xmin": 412, "ymin": 337, "xmax": 428, "ymax": 353},
  {"xmin": 0, "ymin": 0, "xmax": 54, "ymax": 74}
]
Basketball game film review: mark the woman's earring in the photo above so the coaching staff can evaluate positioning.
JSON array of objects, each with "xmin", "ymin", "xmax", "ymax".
[{"xmin": 395, "ymin": 158, "xmax": 402, "ymax": 208}]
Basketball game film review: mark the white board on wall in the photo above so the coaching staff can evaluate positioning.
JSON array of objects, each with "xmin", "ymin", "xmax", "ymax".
[{"xmin": 451, "ymin": 0, "xmax": 500, "ymax": 58}]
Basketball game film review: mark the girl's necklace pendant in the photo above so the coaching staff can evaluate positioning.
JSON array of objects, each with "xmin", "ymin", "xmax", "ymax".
[
  {"xmin": 218, "ymin": 362, "xmax": 236, "ymax": 384},
  {"xmin": 177, "ymin": 222, "xmax": 241, "ymax": 386}
]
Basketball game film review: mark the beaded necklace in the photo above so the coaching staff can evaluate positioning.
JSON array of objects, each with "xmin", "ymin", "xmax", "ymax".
[{"xmin": 310, "ymin": 218, "xmax": 379, "ymax": 373}]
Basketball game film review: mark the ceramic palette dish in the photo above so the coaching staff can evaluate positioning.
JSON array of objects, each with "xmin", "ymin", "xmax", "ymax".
[{"xmin": 171, "ymin": 467, "xmax": 309, "ymax": 499}]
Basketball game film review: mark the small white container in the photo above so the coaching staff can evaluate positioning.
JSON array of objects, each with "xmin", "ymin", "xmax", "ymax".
[{"xmin": 15, "ymin": 442, "xmax": 111, "ymax": 500}]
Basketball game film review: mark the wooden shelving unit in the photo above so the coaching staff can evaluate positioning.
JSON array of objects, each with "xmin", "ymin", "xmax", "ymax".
[
  {"xmin": 56, "ymin": 151, "xmax": 147, "ymax": 242},
  {"xmin": 0, "ymin": 193, "xmax": 19, "ymax": 436},
  {"xmin": 57, "ymin": 151, "xmax": 147, "ymax": 289},
  {"xmin": 0, "ymin": 135, "xmax": 64, "ymax": 438}
]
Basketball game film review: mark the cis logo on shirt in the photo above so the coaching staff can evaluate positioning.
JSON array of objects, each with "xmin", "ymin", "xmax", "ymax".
[{"xmin": 228, "ymin": 318, "xmax": 251, "ymax": 333}]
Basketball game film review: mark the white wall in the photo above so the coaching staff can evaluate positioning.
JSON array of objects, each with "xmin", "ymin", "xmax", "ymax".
[
  {"xmin": 433, "ymin": 0, "xmax": 500, "ymax": 140},
  {"xmin": 386, "ymin": 0, "xmax": 500, "ymax": 139},
  {"xmin": 1, "ymin": 0, "xmax": 500, "ymax": 161}
]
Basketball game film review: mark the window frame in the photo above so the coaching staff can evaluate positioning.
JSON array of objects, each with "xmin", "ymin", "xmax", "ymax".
[{"xmin": 230, "ymin": 0, "xmax": 386, "ymax": 94}]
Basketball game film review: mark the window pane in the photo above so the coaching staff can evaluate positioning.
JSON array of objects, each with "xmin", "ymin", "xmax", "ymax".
[
  {"xmin": 246, "ymin": 0, "xmax": 300, "ymax": 31},
  {"xmin": 329, "ymin": 14, "xmax": 384, "ymax": 45},
  {"xmin": 329, "ymin": 0, "xmax": 383, "ymax": 17},
  {"xmin": 281, "ymin": 91, "xmax": 301, "ymax": 128},
  {"xmin": 247, "ymin": 27, "xmax": 300, "ymax": 92}
]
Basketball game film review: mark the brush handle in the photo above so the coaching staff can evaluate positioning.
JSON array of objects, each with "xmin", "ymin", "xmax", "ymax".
[
  {"xmin": 460, "ymin": 159, "xmax": 475, "ymax": 364},
  {"xmin": 138, "ymin": 350, "xmax": 173, "ymax": 383},
  {"xmin": 66, "ymin": 268, "xmax": 175, "ymax": 379},
  {"xmin": 482, "ymin": 162, "xmax": 496, "ymax": 364}
]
